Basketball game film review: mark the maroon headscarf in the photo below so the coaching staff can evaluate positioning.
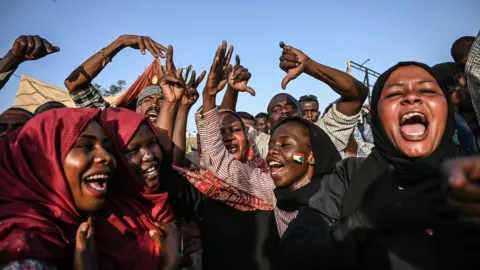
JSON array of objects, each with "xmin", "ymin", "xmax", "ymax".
[
  {"xmin": 0, "ymin": 108, "xmax": 100, "ymax": 265},
  {"xmin": 95, "ymin": 107, "xmax": 175, "ymax": 269}
]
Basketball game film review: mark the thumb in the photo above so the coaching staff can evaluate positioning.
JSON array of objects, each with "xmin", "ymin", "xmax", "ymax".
[
  {"xmin": 281, "ymin": 75, "xmax": 292, "ymax": 90},
  {"xmin": 75, "ymin": 222, "xmax": 90, "ymax": 252},
  {"xmin": 244, "ymin": 86, "xmax": 256, "ymax": 96},
  {"xmin": 51, "ymin": 46, "xmax": 60, "ymax": 53}
]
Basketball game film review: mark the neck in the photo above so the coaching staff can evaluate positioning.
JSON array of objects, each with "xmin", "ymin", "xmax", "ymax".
[{"xmin": 288, "ymin": 175, "xmax": 312, "ymax": 191}]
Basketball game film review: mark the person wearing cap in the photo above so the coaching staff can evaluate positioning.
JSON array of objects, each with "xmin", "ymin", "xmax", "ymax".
[
  {"xmin": 64, "ymin": 35, "xmax": 167, "ymax": 123},
  {"xmin": 299, "ymin": 94, "xmax": 320, "ymax": 122}
]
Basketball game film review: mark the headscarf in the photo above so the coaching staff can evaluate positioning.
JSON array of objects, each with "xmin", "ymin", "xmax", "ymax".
[
  {"xmin": 173, "ymin": 109, "xmax": 273, "ymax": 211},
  {"xmin": 96, "ymin": 107, "xmax": 175, "ymax": 270},
  {"xmin": 272, "ymin": 117, "xmax": 342, "ymax": 211},
  {"xmin": 342, "ymin": 61, "xmax": 456, "ymax": 217},
  {"xmin": 136, "ymin": 85, "xmax": 163, "ymax": 106},
  {"xmin": 0, "ymin": 108, "xmax": 100, "ymax": 265}
]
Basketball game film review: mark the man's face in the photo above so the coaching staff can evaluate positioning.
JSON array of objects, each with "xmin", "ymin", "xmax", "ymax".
[
  {"xmin": 136, "ymin": 94, "xmax": 163, "ymax": 123},
  {"xmin": 300, "ymin": 100, "xmax": 319, "ymax": 122},
  {"xmin": 267, "ymin": 94, "xmax": 302, "ymax": 128},
  {"xmin": 255, "ymin": 117, "xmax": 269, "ymax": 134},
  {"xmin": 0, "ymin": 109, "xmax": 33, "ymax": 139}
]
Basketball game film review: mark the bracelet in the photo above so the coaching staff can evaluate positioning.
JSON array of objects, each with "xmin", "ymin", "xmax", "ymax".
[{"xmin": 101, "ymin": 48, "xmax": 112, "ymax": 66}]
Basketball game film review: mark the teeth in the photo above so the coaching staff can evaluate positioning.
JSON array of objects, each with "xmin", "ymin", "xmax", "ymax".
[
  {"xmin": 145, "ymin": 166, "xmax": 156, "ymax": 173},
  {"xmin": 268, "ymin": 161, "xmax": 282, "ymax": 167},
  {"xmin": 85, "ymin": 174, "xmax": 108, "ymax": 181},
  {"xmin": 401, "ymin": 112, "xmax": 425, "ymax": 124}
]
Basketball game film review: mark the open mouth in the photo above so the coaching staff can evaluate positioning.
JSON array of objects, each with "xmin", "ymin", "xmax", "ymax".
[
  {"xmin": 399, "ymin": 112, "xmax": 429, "ymax": 140},
  {"xmin": 142, "ymin": 164, "xmax": 159, "ymax": 188},
  {"xmin": 268, "ymin": 160, "xmax": 285, "ymax": 176},
  {"xmin": 83, "ymin": 174, "xmax": 109, "ymax": 195},
  {"xmin": 146, "ymin": 109, "xmax": 159, "ymax": 122},
  {"xmin": 225, "ymin": 144, "xmax": 239, "ymax": 154}
]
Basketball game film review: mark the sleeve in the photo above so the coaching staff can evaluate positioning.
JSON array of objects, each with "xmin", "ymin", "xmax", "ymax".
[
  {"xmin": 316, "ymin": 103, "xmax": 361, "ymax": 152},
  {"xmin": 466, "ymin": 31, "xmax": 480, "ymax": 126},
  {"xmin": 246, "ymin": 125, "xmax": 270, "ymax": 158},
  {"xmin": 276, "ymin": 158, "xmax": 364, "ymax": 270},
  {"xmin": 196, "ymin": 107, "xmax": 275, "ymax": 204},
  {"xmin": 69, "ymin": 84, "xmax": 110, "ymax": 109},
  {"xmin": 0, "ymin": 69, "xmax": 15, "ymax": 89},
  {"xmin": 1, "ymin": 259, "xmax": 57, "ymax": 270}
]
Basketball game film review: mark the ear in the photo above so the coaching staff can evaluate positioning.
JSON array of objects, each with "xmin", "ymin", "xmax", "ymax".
[{"xmin": 307, "ymin": 150, "xmax": 315, "ymax": 165}]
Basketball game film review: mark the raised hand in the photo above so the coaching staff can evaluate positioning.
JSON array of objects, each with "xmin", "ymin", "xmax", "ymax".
[
  {"xmin": 180, "ymin": 65, "xmax": 206, "ymax": 107},
  {"xmin": 227, "ymin": 55, "xmax": 255, "ymax": 96},
  {"xmin": 279, "ymin": 41, "xmax": 310, "ymax": 89},
  {"xmin": 159, "ymin": 46, "xmax": 186, "ymax": 104},
  {"xmin": 150, "ymin": 222, "xmax": 182, "ymax": 270},
  {"xmin": 74, "ymin": 217, "xmax": 98, "ymax": 270},
  {"xmin": 119, "ymin": 35, "xmax": 166, "ymax": 58},
  {"xmin": 203, "ymin": 40, "xmax": 234, "ymax": 97},
  {"xmin": 11, "ymin": 35, "xmax": 60, "ymax": 61},
  {"xmin": 444, "ymin": 157, "xmax": 480, "ymax": 226}
]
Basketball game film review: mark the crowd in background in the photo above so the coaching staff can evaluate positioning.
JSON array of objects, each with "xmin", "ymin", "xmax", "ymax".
[{"xmin": 0, "ymin": 30, "xmax": 480, "ymax": 270}]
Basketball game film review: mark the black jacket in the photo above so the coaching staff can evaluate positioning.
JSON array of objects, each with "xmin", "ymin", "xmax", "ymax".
[{"xmin": 277, "ymin": 158, "xmax": 480, "ymax": 270}]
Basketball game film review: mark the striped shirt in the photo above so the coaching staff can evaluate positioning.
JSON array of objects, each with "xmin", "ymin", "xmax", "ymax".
[
  {"xmin": 247, "ymin": 103, "xmax": 362, "ymax": 158},
  {"xmin": 466, "ymin": 31, "xmax": 480, "ymax": 126},
  {"xmin": 196, "ymin": 108, "xmax": 296, "ymax": 236}
]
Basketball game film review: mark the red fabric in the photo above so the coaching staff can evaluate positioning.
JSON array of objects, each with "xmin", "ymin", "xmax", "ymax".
[
  {"xmin": 0, "ymin": 108, "xmax": 101, "ymax": 264},
  {"xmin": 114, "ymin": 58, "xmax": 164, "ymax": 109},
  {"xmin": 97, "ymin": 107, "xmax": 175, "ymax": 269}
]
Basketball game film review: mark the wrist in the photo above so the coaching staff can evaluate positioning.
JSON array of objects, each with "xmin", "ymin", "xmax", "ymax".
[
  {"xmin": 3, "ymin": 50, "xmax": 24, "ymax": 67},
  {"xmin": 178, "ymin": 105, "xmax": 192, "ymax": 112},
  {"xmin": 303, "ymin": 57, "xmax": 316, "ymax": 75}
]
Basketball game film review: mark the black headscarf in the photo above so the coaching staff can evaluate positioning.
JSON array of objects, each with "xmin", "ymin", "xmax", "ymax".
[
  {"xmin": 342, "ymin": 61, "xmax": 456, "ymax": 217},
  {"xmin": 273, "ymin": 117, "xmax": 341, "ymax": 211}
]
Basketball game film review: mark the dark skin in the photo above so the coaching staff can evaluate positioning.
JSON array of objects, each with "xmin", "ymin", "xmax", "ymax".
[
  {"xmin": 219, "ymin": 54, "xmax": 255, "ymax": 111},
  {"xmin": 254, "ymin": 116, "xmax": 269, "ymax": 134},
  {"xmin": 267, "ymin": 94, "xmax": 302, "ymax": 128},
  {"xmin": 445, "ymin": 156, "xmax": 480, "ymax": 226},
  {"xmin": 220, "ymin": 112, "xmax": 249, "ymax": 162},
  {"xmin": 172, "ymin": 65, "xmax": 205, "ymax": 166},
  {"xmin": 267, "ymin": 121, "xmax": 314, "ymax": 190},
  {"xmin": 241, "ymin": 117, "xmax": 255, "ymax": 128},
  {"xmin": 378, "ymin": 66, "xmax": 448, "ymax": 158},
  {"xmin": 0, "ymin": 109, "xmax": 33, "ymax": 139},
  {"xmin": 0, "ymin": 35, "xmax": 60, "ymax": 90},
  {"xmin": 279, "ymin": 41, "xmax": 368, "ymax": 116},
  {"xmin": 64, "ymin": 35, "xmax": 166, "ymax": 116},
  {"xmin": 300, "ymin": 100, "xmax": 320, "ymax": 122},
  {"xmin": 63, "ymin": 121, "xmax": 116, "ymax": 212}
]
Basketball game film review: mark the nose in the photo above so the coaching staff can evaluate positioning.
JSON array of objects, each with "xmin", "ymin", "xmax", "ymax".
[
  {"xmin": 142, "ymin": 147, "xmax": 154, "ymax": 162},
  {"xmin": 268, "ymin": 144, "xmax": 280, "ymax": 156},
  {"xmin": 94, "ymin": 146, "xmax": 113, "ymax": 165},
  {"xmin": 222, "ymin": 130, "xmax": 233, "ymax": 142},
  {"xmin": 401, "ymin": 92, "xmax": 422, "ymax": 106}
]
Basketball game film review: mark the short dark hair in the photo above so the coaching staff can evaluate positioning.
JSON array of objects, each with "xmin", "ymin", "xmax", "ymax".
[
  {"xmin": 299, "ymin": 94, "xmax": 318, "ymax": 103},
  {"xmin": 267, "ymin": 93, "xmax": 301, "ymax": 115},
  {"xmin": 236, "ymin": 111, "xmax": 255, "ymax": 121},
  {"xmin": 34, "ymin": 101, "xmax": 66, "ymax": 116},
  {"xmin": 451, "ymin": 36, "xmax": 475, "ymax": 63},
  {"xmin": 255, "ymin": 112, "xmax": 268, "ymax": 120}
]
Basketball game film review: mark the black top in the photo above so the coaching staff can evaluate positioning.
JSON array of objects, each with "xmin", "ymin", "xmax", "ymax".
[
  {"xmin": 277, "ymin": 158, "xmax": 480, "ymax": 270},
  {"xmin": 161, "ymin": 170, "xmax": 279, "ymax": 270}
]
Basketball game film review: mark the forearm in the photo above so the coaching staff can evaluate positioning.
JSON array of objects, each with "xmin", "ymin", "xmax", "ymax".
[
  {"xmin": 219, "ymin": 86, "xmax": 239, "ymax": 110},
  {"xmin": 305, "ymin": 59, "xmax": 368, "ymax": 116},
  {"xmin": 0, "ymin": 51, "xmax": 23, "ymax": 89},
  {"xmin": 156, "ymin": 102, "xmax": 178, "ymax": 151},
  {"xmin": 64, "ymin": 36, "xmax": 125, "ymax": 92},
  {"xmin": 172, "ymin": 106, "xmax": 190, "ymax": 166}
]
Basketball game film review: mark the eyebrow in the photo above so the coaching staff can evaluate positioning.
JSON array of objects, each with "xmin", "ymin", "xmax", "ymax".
[{"xmin": 386, "ymin": 79, "xmax": 434, "ymax": 88}]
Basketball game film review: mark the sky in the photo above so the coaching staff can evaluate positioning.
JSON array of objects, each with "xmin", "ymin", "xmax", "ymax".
[{"xmin": 1, "ymin": 0, "xmax": 479, "ymax": 133}]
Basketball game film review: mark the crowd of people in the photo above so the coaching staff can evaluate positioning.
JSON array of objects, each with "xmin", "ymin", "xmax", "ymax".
[{"xmin": 0, "ymin": 31, "xmax": 480, "ymax": 270}]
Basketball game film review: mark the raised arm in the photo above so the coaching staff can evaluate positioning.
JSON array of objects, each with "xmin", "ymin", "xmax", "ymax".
[
  {"xmin": 172, "ymin": 66, "xmax": 206, "ymax": 166},
  {"xmin": 219, "ymin": 55, "xmax": 255, "ymax": 110},
  {"xmin": 279, "ymin": 42, "xmax": 368, "ymax": 116},
  {"xmin": 64, "ymin": 35, "xmax": 166, "ymax": 93},
  {"xmin": 155, "ymin": 46, "xmax": 186, "ymax": 151},
  {"xmin": 0, "ymin": 35, "xmax": 59, "ymax": 90},
  {"xmin": 199, "ymin": 41, "xmax": 274, "ymax": 203}
]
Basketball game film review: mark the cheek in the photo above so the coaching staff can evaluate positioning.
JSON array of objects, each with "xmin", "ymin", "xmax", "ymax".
[
  {"xmin": 63, "ymin": 152, "xmax": 88, "ymax": 190},
  {"xmin": 124, "ymin": 153, "xmax": 142, "ymax": 172},
  {"xmin": 378, "ymin": 100, "xmax": 398, "ymax": 134}
]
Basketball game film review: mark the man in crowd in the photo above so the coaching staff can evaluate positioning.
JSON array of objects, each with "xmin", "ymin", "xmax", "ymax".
[
  {"xmin": 299, "ymin": 94, "xmax": 320, "ymax": 122},
  {"xmin": 64, "ymin": 34, "xmax": 167, "ymax": 123},
  {"xmin": 0, "ymin": 35, "xmax": 60, "ymax": 139},
  {"xmin": 452, "ymin": 35, "xmax": 476, "ymax": 70},
  {"xmin": 254, "ymin": 112, "xmax": 269, "ymax": 134}
]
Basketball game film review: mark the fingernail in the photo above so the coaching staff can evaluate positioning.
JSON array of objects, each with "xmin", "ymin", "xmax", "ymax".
[
  {"xmin": 149, "ymin": 230, "xmax": 156, "ymax": 237},
  {"xmin": 81, "ymin": 224, "xmax": 88, "ymax": 232}
]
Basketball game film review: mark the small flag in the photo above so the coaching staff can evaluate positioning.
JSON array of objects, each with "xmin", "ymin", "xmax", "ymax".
[{"xmin": 293, "ymin": 153, "xmax": 305, "ymax": 164}]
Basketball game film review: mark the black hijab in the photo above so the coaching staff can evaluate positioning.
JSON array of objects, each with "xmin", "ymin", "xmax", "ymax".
[
  {"xmin": 273, "ymin": 117, "xmax": 341, "ymax": 211},
  {"xmin": 342, "ymin": 61, "xmax": 456, "ymax": 217}
]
